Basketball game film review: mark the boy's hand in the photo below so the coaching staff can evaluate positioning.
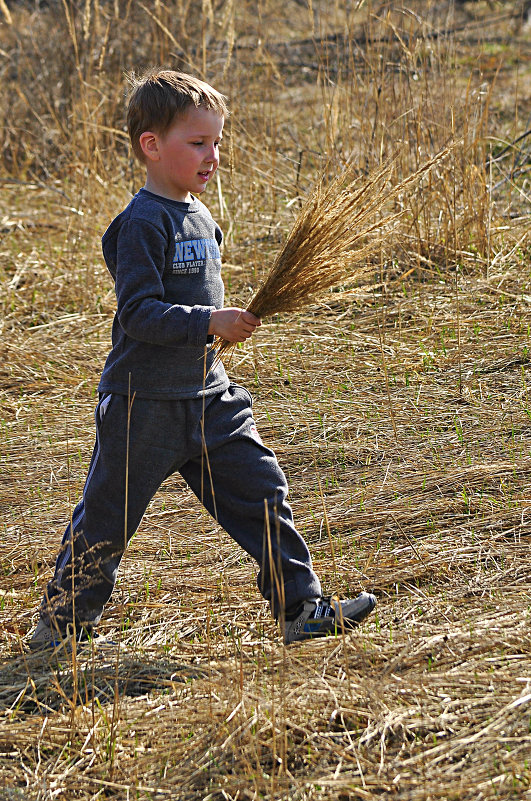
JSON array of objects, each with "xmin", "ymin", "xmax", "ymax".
[{"xmin": 209, "ymin": 308, "xmax": 261, "ymax": 343}]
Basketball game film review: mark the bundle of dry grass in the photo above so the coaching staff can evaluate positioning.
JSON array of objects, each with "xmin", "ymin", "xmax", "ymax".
[{"xmin": 216, "ymin": 147, "xmax": 452, "ymax": 360}]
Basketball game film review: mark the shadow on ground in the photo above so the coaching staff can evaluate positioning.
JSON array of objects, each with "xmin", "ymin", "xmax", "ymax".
[{"xmin": 0, "ymin": 645, "xmax": 206, "ymax": 715}]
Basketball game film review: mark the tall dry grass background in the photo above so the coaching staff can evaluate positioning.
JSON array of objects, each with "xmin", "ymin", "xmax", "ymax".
[{"xmin": 1, "ymin": 0, "xmax": 531, "ymax": 798}]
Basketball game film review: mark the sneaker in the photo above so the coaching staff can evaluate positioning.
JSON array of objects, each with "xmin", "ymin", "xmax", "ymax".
[
  {"xmin": 283, "ymin": 592, "xmax": 376, "ymax": 644},
  {"xmin": 28, "ymin": 619, "xmax": 100, "ymax": 653}
]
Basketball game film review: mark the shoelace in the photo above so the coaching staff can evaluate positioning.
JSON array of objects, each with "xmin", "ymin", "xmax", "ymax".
[{"xmin": 311, "ymin": 598, "xmax": 336, "ymax": 620}]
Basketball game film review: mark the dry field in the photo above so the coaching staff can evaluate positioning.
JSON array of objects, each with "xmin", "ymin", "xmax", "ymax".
[{"xmin": 1, "ymin": 1, "xmax": 531, "ymax": 799}]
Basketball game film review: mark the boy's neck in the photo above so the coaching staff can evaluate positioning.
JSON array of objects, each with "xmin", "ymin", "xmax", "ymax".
[{"xmin": 143, "ymin": 176, "xmax": 193, "ymax": 204}]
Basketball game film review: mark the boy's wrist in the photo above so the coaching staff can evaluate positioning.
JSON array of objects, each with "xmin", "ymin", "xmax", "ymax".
[{"xmin": 208, "ymin": 309, "xmax": 219, "ymax": 336}]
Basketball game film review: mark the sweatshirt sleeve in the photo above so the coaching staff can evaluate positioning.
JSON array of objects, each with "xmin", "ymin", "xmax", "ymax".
[{"xmin": 114, "ymin": 217, "xmax": 214, "ymax": 348}]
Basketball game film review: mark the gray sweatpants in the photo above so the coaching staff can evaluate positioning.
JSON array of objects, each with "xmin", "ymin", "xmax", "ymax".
[{"xmin": 42, "ymin": 383, "xmax": 321, "ymax": 629}]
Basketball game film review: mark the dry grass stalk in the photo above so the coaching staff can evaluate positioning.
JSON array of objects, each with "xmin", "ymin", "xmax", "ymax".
[
  {"xmin": 1, "ymin": 4, "xmax": 530, "ymax": 799},
  {"xmin": 216, "ymin": 147, "xmax": 452, "ymax": 361}
]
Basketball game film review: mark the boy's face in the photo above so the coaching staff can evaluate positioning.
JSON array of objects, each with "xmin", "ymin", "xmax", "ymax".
[{"xmin": 141, "ymin": 106, "xmax": 224, "ymax": 203}]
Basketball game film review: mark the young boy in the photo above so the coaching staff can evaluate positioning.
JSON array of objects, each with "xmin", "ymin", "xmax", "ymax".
[{"xmin": 29, "ymin": 69, "xmax": 376, "ymax": 649}]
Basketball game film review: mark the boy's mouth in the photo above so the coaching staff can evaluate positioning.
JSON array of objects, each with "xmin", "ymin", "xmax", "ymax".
[{"xmin": 198, "ymin": 170, "xmax": 212, "ymax": 182}]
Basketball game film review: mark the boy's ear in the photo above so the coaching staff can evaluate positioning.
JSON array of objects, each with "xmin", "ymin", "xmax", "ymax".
[{"xmin": 139, "ymin": 131, "xmax": 160, "ymax": 161}]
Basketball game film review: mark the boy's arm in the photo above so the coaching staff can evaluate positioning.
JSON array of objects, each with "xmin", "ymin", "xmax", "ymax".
[{"xmin": 114, "ymin": 218, "xmax": 214, "ymax": 348}]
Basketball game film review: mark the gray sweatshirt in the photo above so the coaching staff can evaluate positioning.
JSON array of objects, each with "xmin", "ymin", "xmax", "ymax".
[{"xmin": 98, "ymin": 189, "xmax": 230, "ymax": 399}]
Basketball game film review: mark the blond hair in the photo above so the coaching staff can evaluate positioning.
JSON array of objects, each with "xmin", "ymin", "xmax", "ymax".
[{"xmin": 126, "ymin": 69, "xmax": 229, "ymax": 162}]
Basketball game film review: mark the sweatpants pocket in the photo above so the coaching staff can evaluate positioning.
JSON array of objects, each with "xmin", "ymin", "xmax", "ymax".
[
  {"xmin": 98, "ymin": 392, "xmax": 112, "ymax": 422},
  {"xmin": 96, "ymin": 393, "xmax": 113, "ymax": 424},
  {"xmin": 229, "ymin": 382, "xmax": 253, "ymax": 408}
]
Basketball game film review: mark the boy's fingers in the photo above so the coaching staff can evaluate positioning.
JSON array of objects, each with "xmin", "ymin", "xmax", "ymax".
[{"xmin": 241, "ymin": 310, "xmax": 261, "ymax": 326}]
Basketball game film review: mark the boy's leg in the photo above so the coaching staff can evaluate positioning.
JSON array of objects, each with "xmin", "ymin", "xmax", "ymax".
[
  {"xmin": 41, "ymin": 394, "xmax": 186, "ymax": 632},
  {"xmin": 179, "ymin": 384, "xmax": 322, "ymax": 617}
]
